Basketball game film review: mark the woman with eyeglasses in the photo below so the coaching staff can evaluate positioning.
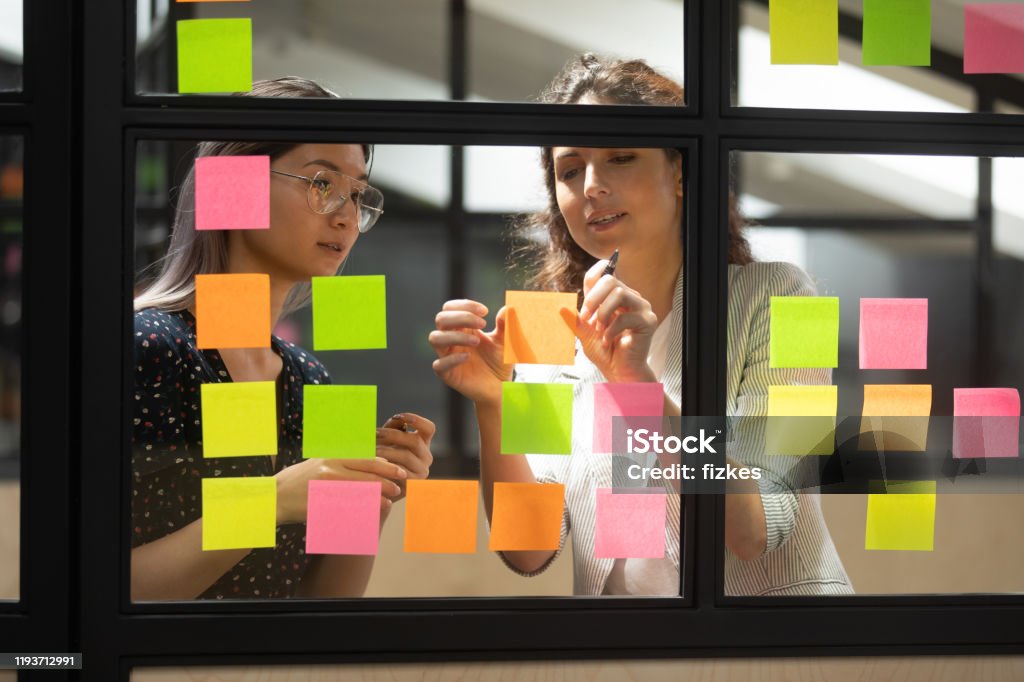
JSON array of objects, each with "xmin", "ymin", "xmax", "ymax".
[
  {"xmin": 430, "ymin": 56, "xmax": 851, "ymax": 596},
  {"xmin": 130, "ymin": 77, "xmax": 434, "ymax": 601}
]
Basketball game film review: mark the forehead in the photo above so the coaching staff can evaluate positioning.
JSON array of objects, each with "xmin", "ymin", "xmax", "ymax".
[{"xmin": 284, "ymin": 143, "xmax": 367, "ymax": 174}]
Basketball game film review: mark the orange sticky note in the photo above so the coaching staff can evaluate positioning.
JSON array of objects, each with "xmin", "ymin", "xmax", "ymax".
[
  {"xmin": 859, "ymin": 384, "xmax": 932, "ymax": 452},
  {"xmin": 195, "ymin": 273, "xmax": 271, "ymax": 349},
  {"xmin": 403, "ymin": 480, "xmax": 479, "ymax": 554},
  {"xmin": 488, "ymin": 482, "xmax": 564, "ymax": 551},
  {"xmin": 503, "ymin": 291, "xmax": 577, "ymax": 365}
]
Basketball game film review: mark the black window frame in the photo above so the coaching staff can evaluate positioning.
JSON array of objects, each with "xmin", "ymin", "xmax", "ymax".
[{"xmin": 69, "ymin": 1, "xmax": 1024, "ymax": 680}]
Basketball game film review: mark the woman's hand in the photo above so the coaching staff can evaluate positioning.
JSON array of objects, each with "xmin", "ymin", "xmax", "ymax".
[
  {"xmin": 274, "ymin": 457, "xmax": 407, "ymax": 526},
  {"xmin": 376, "ymin": 412, "xmax": 435, "ymax": 501},
  {"xmin": 577, "ymin": 259, "xmax": 659, "ymax": 383},
  {"xmin": 429, "ymin": 299, "xmax": 513, "ymax": 407}
]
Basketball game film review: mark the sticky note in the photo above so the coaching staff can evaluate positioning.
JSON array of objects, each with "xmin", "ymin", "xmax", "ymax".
[
  {"xmin": 865, "ymin": 480, "xmax": 936, "ymax": 551},
  {"xmin": 500, "ymin": 382, "xmax": 573, "ymax": 455},
  {"xmin": 859, "ymin": 298, "xmax": 927, "ymax": 370},
  {"xmin": 176, "ymin": 19, "xmax": 253, "ymax": 94},
  {"xmin": 594, "ymin": 489, "xmax": 668, "ymax": 559},
  {"xmin": 302, "ymin": 385, "xmax": 376, "ymax": 459},
  {"xmin": 306, "ymin": 480, "xmax": 381, "ymax": 555},
  {"xmin": 488, "ymin": 482, "xmax": 565, "ymax": 551},
  {"xmin": 862, "ymin": 0, "xmax": 931, "ymax": 66},
  {"xmin": 503, "ymin": 291, "xmax": 578, "ymax": 365},
  {"xmin": 953, "ymin": 388, "xmax": 1020, "ymax": 459},
  {"xmin": 769, "ymin": 297, "xmax": 839, "ymax": 368},
  {"xmin": 311, "ymin": 275, "xmax": 387, "ymax": 350},
  {"xmin": 770, "ymin": 0, "xmax": 839, "ymax": 65},
  {"xmin": 766, "ymin": 385, "xmax": 837, "ymax": 455},
  {"xmin": 403, "ymin": 480, "xmax": 479, "ymax": 554},
  {"xmin": 194, "ymin": 156, "xmax": 269, "ymax": 231},
  {"xmin": 195, "ymin": 273, "xmax": 271, "ymax": 349},
  {"xmin": 593, "ymin": 383, "xmax": 665, "ymax": 454},
  {"xmin": 859, "ymin": 384, "xmax": 932, "ymax": 452},
  {"xmin": 202, "ymin": 477, "xmax": 276, "ymax": 550},
  {"xmin": 964, "ymin": 4, "xmax": 1024, "ymax": 74},
  {"xmin": 201, "ymin": 382, "xmax": 277, "ymax": 458}
]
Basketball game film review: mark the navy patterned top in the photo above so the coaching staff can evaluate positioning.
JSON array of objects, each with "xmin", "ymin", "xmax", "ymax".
[{"xmin": 132, "ymin": 307, "xmax": 330, "ymax": 599}]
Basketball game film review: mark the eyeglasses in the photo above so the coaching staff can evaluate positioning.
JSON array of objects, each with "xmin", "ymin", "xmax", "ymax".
[{"xmin": 271, "ymin": 169, "xmax": 384, "ymax": 233}]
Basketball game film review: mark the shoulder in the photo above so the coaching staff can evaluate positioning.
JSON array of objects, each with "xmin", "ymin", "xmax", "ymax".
[
  {"xmin": 728, "ymin": 261, "xmax": 817, "ymax": 302},
  {"xmin": 133, "ymin": 308, "xmax": 195, "ymax": 362},
  {"xmin": 275, "ymin": 338, "xmax": 332, "ymax": 384}
]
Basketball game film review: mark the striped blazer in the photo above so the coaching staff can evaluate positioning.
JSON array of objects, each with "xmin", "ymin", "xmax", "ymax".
[{"xmin": 506, "ymin": 262, "xmax": 853, "ymax": 596}]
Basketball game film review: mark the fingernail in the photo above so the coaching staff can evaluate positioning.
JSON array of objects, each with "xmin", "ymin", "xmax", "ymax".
[
  {"xmin": 391, "ymin": 414, "xmax": 404, "ymax": 421},
  {"xmin": 396, "ymin": 467, "xmax": 408, "ymax": 479}
]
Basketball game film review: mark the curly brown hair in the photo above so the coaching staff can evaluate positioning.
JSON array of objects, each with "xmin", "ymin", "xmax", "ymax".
[{"xmin": 513, "ymin": 54, "xmax": 753, "ymax": 293}]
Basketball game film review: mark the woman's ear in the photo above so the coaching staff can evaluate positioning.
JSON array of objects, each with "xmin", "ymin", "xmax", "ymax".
[{"xmin": 673, "ymin": 156, "xmax": 684, "ymax": 198}]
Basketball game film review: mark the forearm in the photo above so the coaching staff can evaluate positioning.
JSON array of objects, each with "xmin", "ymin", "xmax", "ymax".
[
  {"xmin": 724, "ymin": 458, "xmax": 767, "ymax": 561},
  {"xmin": 475, "ymin": 401, "xmax": 554, "ymax": 573},
  {"xmin": 130, "ymin": 519, "xmax": 249, "ymax": 601}
]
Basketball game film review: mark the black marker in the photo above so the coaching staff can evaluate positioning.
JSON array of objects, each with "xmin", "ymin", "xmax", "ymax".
[{"xmin": 603, "ymin": 249, "xmax": 620, "ymax": 277}]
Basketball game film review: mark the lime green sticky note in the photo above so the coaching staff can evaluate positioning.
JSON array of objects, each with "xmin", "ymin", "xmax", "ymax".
[
  {"xmin": 863, "ymin": 0, "xmax": 931, "ymax": 66},
  {"xmin": 201, "ymin": 382, "xmax": 277, "ymax": 458},
  {"xmin": 770, "ymin": 0, "xmax": 839, "ymax": 65},
  {"xmin": 865, "ymin": 480, "xmax": 936, "ymax": 551},
  {"xmin": 176, "ymin": 19, "xmax": 253, "ymax": 94},
  {"xmin": 769, "ymin": 296, "xmax": 839, "ymax": 368},
  {"xmin": 303, "ymin": 385, "xmax": 377, "ymax": 459},
  {"xmin": 202, "ymin": 477, "xmax": 276, "ymax": 550},
  {"xmin": 501, "ymin": 382, "xmax": 573, "ymax": 455},
  {"xmin": 311, "ymin": 275, "xmax": 387, "ymax": 351}
]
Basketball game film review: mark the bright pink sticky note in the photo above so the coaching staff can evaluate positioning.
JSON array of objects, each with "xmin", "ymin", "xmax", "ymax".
[
  {"xmin": 859, "ymin": 298, "xmax": 927, "ymax": 370},
  {"xmin": 594, "ymin": 489, "xmax": 668, "ymax": 559},
  {"xmin": 305, "ymin": 480, "xmax": 381, "ymax": 555},
  {"xmin": 953, "ymin": 388, "xmax": 1020, "ymax": 459},
  {"xmin": 593, "ymin": 383, "xmax": 665, "ymax": 454},
  {"xmin": 195, "ymin": 155, "xmax": 270, "ymax": 230},
  {"xmin": 964, "ymin": 5, "xmax": 1024, "ymax": 74}
]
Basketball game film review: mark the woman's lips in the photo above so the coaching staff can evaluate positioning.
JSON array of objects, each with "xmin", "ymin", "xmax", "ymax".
[
  {"xmin": 587, "ymin": 212, "xmax": 626, "ymax": 231},
  {"xmin": 317, "ymin": 242, "xmax": 345, "ymax": 257}
]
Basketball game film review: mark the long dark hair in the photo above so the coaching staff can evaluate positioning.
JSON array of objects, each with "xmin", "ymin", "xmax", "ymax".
[
  {"xmin": 513, "ymin": 54, "xmax": 753, "ymax": 293},
  {"xmin": 134, "ymin": 77, "xmax": 373, "ymax": 315}
]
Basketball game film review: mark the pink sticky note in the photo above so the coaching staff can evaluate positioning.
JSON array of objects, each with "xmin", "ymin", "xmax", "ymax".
[
  {"xmin": 964, "ymin": 5, "xmax": 1024, "ymax": 74},
  {"xmin": 593, "ymin": 383, "xmax": 665, "ymax": 454},
  {"xmin": 305, "ymin": 480, "xmax": 381, "ymax": 555},
  {"xmin": 594, "ymin": 489, "xmax": 668, "ymax": 559},
  {"xmin": 859, "ymin": 298, "xmax": 927, "ymax": 370},
  {"xmin": 953, "ymin": 388, "xmax": 1020, "ymax": 459},
  {"xmin": 195, "ymin": 155, "xmax": 270, "ymax": 230}
]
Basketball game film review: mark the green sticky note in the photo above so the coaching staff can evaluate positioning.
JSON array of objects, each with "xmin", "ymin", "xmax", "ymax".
[
  {"xmin": 863, "ymin": 0, "xmax": 930, "ymax": 66},
  {"xmin": 770, "ymin": 0, "xmax": 839, "ymax": 65},
  {"xmin": 202, "ymin": 477, "xmax": 277, "ymax": 550},
  {"xmin": 201, "ymin": 382, "xmax": 277, "ymax": 458},
  {"xmin": 769, "ymin": 296, "xmax": 839, "ymax": 368},
  {"xmin": 312, "ymin": 275, "xmax": 387, "ymax": 350},
  {"xmin": 176, "ymin": 19, "xmax": 253, "ymax": 94},
  {"xmin": 501, "ymin": 382, "xmax": 573, "ymax": 455},
  {"xmin": 303, "ymin": 385, "xmax": 377, "ymax": 459},
  {"xmin": 865, "ymin": 480, "xmax": 936, "ymax": 551}
]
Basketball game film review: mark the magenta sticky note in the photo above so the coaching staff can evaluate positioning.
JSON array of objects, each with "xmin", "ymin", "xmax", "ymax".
[
  {"xmin": 964, "ymin": 4, "xmax": 1024, "ymax": 74},
  {"xmin": 194, "ymin": 155, "xmax": 270, "ymax": 230},
  {"xmin": 859, "ymin": 298, "xmax": 927, "ymax": 370},
  {"xmin": 953, "ymin": 388, "xmax": 1020, "ymax": 459},
  {"xmin": 305, "ymin": 480, "xmax": 381, "ymax": 555},
  {"xmin": 594, "ymin": 488, "xmax": 667, "ymax": 559},
  {"xmin": 593, "ymin": 383, "xmax": 665, "ymax": 454}
]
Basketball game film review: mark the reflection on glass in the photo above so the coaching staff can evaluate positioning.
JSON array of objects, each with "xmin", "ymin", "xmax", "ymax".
[
  {"xmin": 0, "ymin": 0, "xmax": 22, "ymax": 92},
  {"xmin": 732, "ymin": 151, "xmax": 1024, "ymax": 595},
  {"xmin": 0, "ymin": 136, "xmax": 21, "ymax": 601}
]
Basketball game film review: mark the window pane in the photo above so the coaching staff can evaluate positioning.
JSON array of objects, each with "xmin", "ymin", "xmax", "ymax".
[
  {"xmin": 0, "ymin": 136, "xmax": 22, "ymax": 601},
  {"xmin": 726, "ymin": 151, "xmax": 1024, "ymax": 596},
  {"xmin": 0, "ymin": 0, "xmax": 22, "ymax": 91}
]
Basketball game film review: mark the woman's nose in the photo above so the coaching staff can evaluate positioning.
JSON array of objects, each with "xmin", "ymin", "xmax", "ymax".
[
  {"xmin": 584, "ymin": 165, "xmax": 610, "ymax": 198},
  {"xmin": 330, "ymin": 196, "xmax": 358, "ymax": 229}
]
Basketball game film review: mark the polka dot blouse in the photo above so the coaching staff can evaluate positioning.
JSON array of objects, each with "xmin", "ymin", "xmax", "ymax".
[{"xmin": 132, "ymin": 308, "xmax": 330, "ymax": 600}]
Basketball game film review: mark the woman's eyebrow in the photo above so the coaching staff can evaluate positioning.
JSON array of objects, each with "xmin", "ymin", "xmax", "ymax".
[
  {"xmin": 303, "ymin": 158, "xmax": 369, "ymax": 181},
  {"xmin": 554, "ymin": 150, "xmax": 580, "ymax": 161}
]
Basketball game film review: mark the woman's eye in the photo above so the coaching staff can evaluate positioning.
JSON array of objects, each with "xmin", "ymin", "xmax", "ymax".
[
  {"xmin": 313, "ymin": 179, "xmax": 333, "ymax": 195},
  {"xmin": 560, "ymin": 168, "xmax": 580, "ymax": 181},
  {"xmin": 610, "ymin": 154, "xmax": 635, "ymax": 164}
]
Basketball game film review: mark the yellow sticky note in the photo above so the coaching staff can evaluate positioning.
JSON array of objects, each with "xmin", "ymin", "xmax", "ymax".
[
  {"xmin": 403, "ymin": 480, "xmax": 479, "ymax": 554},
  {"xmin": 770, "ymin": 0, "xmax": 839, "ymax": 65},
  {"xmin": 202, "ymin": 477, "xmax": 276, "ymax": 550},
  {"xmin": 201, "ymin": 382, "xmax": 277, "ymax": 458},
  {"xmin": 488, "ymin": 482, "xmax": 565, "ymax": 551},
  {"xmin": 504, "ymin": 291, "xmax": 578, "ymax": 365},
  {"xmin": 766, "ymin": 385, "xmax": 837, "ymax": 455},
  {"xmin": 859, "ymin": 385, "xmax": 932, "ymax": 452},
  {"xmin": 195, "ymin": 273, "xmax": 271, "ymax": 349},
  {"xmin": 865, "ymin": 480, "xmax": 936, "ymax": 551}
]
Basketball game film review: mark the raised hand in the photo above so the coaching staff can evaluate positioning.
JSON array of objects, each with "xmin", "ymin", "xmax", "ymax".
[{"xmin": 429, "ymin": 299, "xmax": 513, "ymax": 406}]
